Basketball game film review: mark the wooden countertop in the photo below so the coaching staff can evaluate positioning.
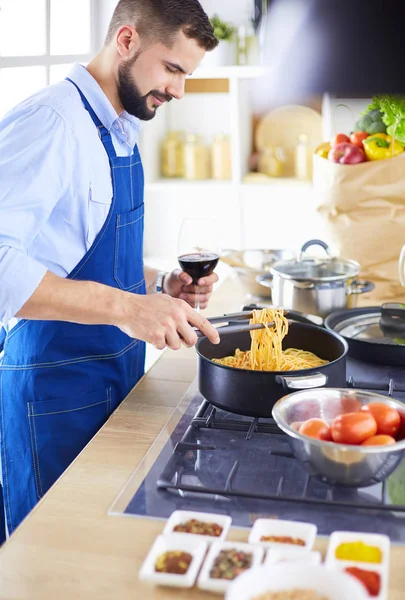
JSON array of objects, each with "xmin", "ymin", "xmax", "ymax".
[{"xmin": 0, "ymin": 275, "xmax": 404, "ymax": 600}]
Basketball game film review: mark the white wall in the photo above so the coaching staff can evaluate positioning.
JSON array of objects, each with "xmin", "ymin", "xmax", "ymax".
[{"xmin": 97, "ymin": 0, "xmax": 253, "ymax": 45}]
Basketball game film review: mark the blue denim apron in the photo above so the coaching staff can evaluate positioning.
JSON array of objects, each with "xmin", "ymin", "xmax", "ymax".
[{"xmin": 0, "ymin": 79, "xmax": 146, "ymax": 533}]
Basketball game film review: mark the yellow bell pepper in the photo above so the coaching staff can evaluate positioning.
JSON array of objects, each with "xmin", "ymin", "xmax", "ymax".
[{"xmin": 362, "ymin": 133, "xmax": 404, "ymax": 160}]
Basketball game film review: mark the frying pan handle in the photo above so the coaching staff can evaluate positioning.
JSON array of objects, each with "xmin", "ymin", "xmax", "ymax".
[{"xmin": 275, "ymin": 372, "xmax": 328, "ymax": 391}]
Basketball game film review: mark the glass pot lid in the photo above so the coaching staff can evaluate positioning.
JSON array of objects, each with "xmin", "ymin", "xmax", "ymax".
[
  {"xmin": 270, "ymin": 239, "xmax": 360, "ymax": 283},
  {"xmin": 331, "ymin": 304, "xmax": 405, "ymax": 346}
]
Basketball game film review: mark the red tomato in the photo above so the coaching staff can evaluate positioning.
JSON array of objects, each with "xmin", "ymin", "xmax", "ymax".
[
  {"xmin": 299, "ymin": 418, "xmax": 332, "ymax": 441},
  {"xmin": 396, "ymin": 411, "xmax": 405, "ymax": 441},
  {"xmin": 331, "ymin": 412, "xmax": 377, "ymax": 445},
  {"xmin": 360, "ymin": 403, "xmax": 400, "ymax": 437},
  {"xmin": 361, "ymin": 434, "xmax": 396, "ymax": 446},
  {"xmin": 350, "ymin": 131, "xmax": 370, "ymax": 148},
  {"xmin": 331, "ymin": 133, "xmax": 350, "ymax": 146}
]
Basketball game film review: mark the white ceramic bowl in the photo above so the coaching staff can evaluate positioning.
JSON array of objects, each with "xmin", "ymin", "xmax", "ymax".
[
  {"xmin": 225, "ymin": 564, "xmax": 369, "ymax": 600},
  {"xmin": 198, "ymin": 540, "xmax": 264, "ymax": 594},
  {"xmin": 163, "ymin": 510, "xmax": 232, "ymax": 545},
  {"xmin": 139, "ymin": 533, "xmax": 207, "ymax": 588},
  {"xmin": 248, "ymin": 518, "xmax": 317, "ymax": 550}
]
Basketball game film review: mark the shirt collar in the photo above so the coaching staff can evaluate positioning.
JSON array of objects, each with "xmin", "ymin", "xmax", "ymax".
[{"xmin": 67, "ymin": 63, "xmax": 141, "ymax": 145}]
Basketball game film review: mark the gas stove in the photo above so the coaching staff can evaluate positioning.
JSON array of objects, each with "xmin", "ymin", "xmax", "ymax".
[{"xmin": 110, "ymin": 355, "xmax": 405, "ymax": 542}]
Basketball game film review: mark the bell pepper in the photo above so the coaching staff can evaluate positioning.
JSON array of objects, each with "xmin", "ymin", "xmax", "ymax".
[{"xmin": 362, "ymin": 133, "xmax": 404, "ymax": 160}]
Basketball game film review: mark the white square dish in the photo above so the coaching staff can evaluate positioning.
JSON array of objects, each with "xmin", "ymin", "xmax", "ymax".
[
  {"xmin": 197, "ymin": 540, "xmax": 264, "ymax": 594},
  {"xmin": 264, "ymin": 547, "xmax": 322, "ymax": 567},
  {"xmin": 248, "ymin": 518, "xmax": 317, "ymax": 550},
  {"xmin": 139, "ymin": 533, "xmax": 207, "ymax": 588},
  {"xmin": 325, "ymin": 531, "xmax": 390, "ymax": 567},
  {"xmin": 163, "ymin": 510, "xmax": 232, "ymax": 544},
  {"xmin": 325, "ymin": 531, "xmax": 390, "ymax": 600}
]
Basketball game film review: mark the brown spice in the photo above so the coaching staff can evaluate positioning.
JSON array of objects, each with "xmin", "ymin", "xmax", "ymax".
[
  {"xmin": 253, "ymin": 591, "xmax": 328, "ymax": 600},
  {"xmin": 154, "ymin": 551, "xmax": 192, "ymax": 575}
]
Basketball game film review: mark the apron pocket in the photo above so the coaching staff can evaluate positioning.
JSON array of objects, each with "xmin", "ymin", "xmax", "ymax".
[
  {"xmin": 27, "ymin": 387, "xmax": 112, "ymax": 499},
  {"xmin": 114, "ymin": 204, "xmax": 145, "ymax": 291}
]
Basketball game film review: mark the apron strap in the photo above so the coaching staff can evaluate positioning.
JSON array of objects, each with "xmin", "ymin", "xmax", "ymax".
[
  {"xmin": 0, "ymin": 326, "xmax": 6, "ymax": 353},
  {"xmin": 65, "ymin": 77, "xmax": 117, "ymax": 159}
]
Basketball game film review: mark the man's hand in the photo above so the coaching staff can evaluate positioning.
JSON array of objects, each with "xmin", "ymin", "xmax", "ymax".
[
  {"xmin": 116, "ymin": 292, "xmax": 220, "ymax": 350},
  {"xmin": 163, "ymin": 269, "xmax": 219, "ymax": 310}
]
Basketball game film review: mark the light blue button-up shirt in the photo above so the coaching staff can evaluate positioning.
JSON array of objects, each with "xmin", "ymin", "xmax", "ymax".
[{"xmin": 0, "ymin": 63, "xmax": 141, "ymax": 330}]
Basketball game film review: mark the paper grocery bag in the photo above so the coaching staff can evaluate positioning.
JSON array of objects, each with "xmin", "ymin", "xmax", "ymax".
[{"xmin": 313, "ymin": 153, "xmax": 405, "ymax": 305}]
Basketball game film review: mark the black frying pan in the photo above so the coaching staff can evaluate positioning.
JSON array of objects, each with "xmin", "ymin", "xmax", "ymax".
[
  {"xmin": 325, "ymin": 306, "xmax": 405, "ymax": 367},
  {"xmin": 196, "ymin": 322, "xmax": 348, "ymax": 418}
]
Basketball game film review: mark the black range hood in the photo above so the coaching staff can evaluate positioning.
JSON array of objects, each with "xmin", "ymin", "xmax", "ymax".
[{"xmin": 262, "ymin": 0, "xmax": 405, "ymax": 102}]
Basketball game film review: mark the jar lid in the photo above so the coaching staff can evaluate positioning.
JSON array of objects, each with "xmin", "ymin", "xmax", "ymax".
[{"xmin": 270, "ymin": 239, "xmax": 360, "ymax": 283}]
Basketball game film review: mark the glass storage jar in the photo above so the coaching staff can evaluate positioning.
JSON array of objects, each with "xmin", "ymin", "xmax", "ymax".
[
  {"xmin": 211, "ymin": 134, "xmax": 232, "ymax": 180},
  {"xmin": 183, "ymin": 134, "xmax": 210, "ymax": 180},
  {"xmin": 160, "ymin": 131, "xmax": 184, "ymax": 178}
]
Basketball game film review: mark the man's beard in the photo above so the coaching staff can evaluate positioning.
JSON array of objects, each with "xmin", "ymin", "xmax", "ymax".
[{"xmin": 117, "ymin": 58, "xmax": 172, "ymax": 121}]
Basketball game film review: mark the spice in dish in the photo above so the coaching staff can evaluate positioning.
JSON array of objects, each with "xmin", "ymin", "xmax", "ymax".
[
  {"xmin": 209, "ymin": 548, "xmax": 253, "ymax": 580},
  {"xmin": 253, "ymin": 591, "xmax": 328, "ymax": 600},
  {"xmin": 260, "ymin": 535, "xmax": 306, "ymax": 546},
  {"xmin": 154, "ymin": 551, "xmax": 193, "ymax": 575},
  {"xmin": 345, "ymin": 566, "xmax": 381, "ymax": 597},
  {"xmin": 335, "ymin": 541, "xmax": 382, "ymax": 563},
  {"xmin": 173, "ymin": 518, "xmax": 223, "ymax": 537}
]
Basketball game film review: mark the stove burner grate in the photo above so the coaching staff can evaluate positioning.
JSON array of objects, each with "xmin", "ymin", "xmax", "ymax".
[{"xmin": 157, "ymin": 377, "xmax": 405, "ymax": 513}]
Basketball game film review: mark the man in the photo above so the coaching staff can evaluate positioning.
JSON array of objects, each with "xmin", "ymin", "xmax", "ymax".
[{"xmin": 0, "ymin": 0, "xmax": 220, "ymax": 534}]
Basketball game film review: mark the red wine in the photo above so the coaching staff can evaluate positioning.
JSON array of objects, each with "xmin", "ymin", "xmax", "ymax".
[{"xmin": 178, "ymin": 252, "xmax": 219, "ymax": 283}]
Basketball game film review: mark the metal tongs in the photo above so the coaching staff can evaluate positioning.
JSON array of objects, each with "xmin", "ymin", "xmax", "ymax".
[{"xmin": 196, "ymin": 311, "xmax": 290, "ymax": 338}]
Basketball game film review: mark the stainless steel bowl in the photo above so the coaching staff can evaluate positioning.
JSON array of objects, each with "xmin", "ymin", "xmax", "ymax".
[
  {"xmin": 272, "ymin": 388, "xmax": 405, "ymax": 487},
  {"xmin": 221, "ymin": 249, "xmax": 295, "ymax": 298}
]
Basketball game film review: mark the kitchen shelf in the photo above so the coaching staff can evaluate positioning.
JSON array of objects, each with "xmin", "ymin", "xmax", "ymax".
[
  {"xmin": 190, "ymin": 65, "xmax": 271, "ymax": 80},
  {"xmin": 145, "ymin": 179, "xmax": 235, "ymax": 191}
]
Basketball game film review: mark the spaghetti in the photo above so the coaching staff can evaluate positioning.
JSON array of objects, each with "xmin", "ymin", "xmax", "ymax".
[{"xmin": 213, "ymin": 308, "xmax": 328, "ymax": 372}]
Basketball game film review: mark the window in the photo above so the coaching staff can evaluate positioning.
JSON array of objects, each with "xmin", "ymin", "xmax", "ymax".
[{"xmin": 0, "ymin": 0, "xmax": 96, "ymax": 116}]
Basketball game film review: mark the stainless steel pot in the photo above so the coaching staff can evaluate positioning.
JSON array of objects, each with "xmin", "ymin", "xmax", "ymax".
[
  {"xmin": 257, "ymin": 239, "xmax": 375, "ymax": 318},
  {"xmin": 272, "ymin": 388, "xmax": 405, "ymax": 487},
  {"xmin": 221, "ymin": 248, "xmax": 295, "ymax": 298}
]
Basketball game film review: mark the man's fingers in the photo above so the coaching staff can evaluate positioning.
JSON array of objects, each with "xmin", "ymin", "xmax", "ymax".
[
  {"xmin": 179, "ymin": 285, "xmax": 213, "ymax": 295},
  {"xmin": 188, "ymin": 313, "xmax": 220, "ymax": 345},
  {"xmin": 164, "ymin": 329, "xmax": 182, "ymax": 351},
  {"xmin": 197, "ymin": 273, "xmax": 219, "ymax": 286},
  {"xmin": 177, "ymin": 322, "xmax": 198, "ymax": 348}
]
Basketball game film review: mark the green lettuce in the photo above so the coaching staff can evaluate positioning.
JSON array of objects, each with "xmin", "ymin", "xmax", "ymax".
[{"xmin": 365, "ymin": 95, "xmax": 405, "ymax": 144}]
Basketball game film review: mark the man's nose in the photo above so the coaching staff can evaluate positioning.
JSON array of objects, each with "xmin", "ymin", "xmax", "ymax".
[{"xmin": 166, "ymin": 77, "xmax": 185, "ymax": 101}]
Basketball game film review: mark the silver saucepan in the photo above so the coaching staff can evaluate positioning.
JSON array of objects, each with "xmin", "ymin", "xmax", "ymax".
[{"xmin": 257, "ymin": 239, "xmax": 375, "ymax": 318}]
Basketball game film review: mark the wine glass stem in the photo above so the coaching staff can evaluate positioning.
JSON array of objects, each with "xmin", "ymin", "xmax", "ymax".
[{"xmin": 195, "ymin": 284, "xmax": 200, "ymax": 313}]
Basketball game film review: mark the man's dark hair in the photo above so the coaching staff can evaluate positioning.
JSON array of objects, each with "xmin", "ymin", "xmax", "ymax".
[{"xmin": 105, "ymin": 0, "xmax": 219, "ymax": 51}]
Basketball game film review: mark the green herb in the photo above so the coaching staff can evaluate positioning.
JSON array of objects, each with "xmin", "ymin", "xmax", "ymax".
[
  {"xmin": 364, "ymin": 95, "xmax": 405, "ymax": 144},
  {"xmin": 210, "ymin": 14, "xmax": 236, "ymax": 42}
]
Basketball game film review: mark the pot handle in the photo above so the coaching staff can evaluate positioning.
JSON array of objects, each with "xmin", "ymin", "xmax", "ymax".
[
  {"xmin": 349, "ymin": 279, "xmax": 375, "ymax": 295},
  {"xmin": 299, "ymin": 239, "xmax": 330, "ymax": 261},
  {"xmin": 275, "ymin": 372, "xmax": 328, "ymax": 391}
]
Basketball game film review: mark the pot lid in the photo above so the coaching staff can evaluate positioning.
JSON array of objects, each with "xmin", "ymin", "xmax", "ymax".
[
  {"xmin": 327, "ymin": 304, "xmax": 405, "ymax": 346},
  {"xmin": 270, "ymin": 239, "xmax": 360, "ymax": 282}
]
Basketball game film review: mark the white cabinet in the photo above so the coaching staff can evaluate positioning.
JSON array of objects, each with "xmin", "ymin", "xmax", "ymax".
[{"xmin": 140, "ymin": 66, "xmax": 318, "ymax": 258}]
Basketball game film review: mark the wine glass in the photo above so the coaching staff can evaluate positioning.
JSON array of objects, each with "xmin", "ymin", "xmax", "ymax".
[{"xmin": 177, "ymin": 218, "xmax": 221, "ymax": 312}]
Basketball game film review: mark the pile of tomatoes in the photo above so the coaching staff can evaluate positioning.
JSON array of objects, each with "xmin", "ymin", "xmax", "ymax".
[{"xmin": 294, "ymin": 401, "xmax": 403, "ymax": 446}]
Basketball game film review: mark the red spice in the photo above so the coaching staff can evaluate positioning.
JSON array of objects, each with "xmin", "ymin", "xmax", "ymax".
[
  {"xmin": 260, "ymin": 535, "xmax": 306, "ymax": 546},
  {"xmin": 345, "ymin": 566, "xmax": 381, "ymax": 597}
]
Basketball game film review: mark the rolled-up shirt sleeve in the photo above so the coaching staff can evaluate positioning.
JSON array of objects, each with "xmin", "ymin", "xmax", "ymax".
[{"xmin": 0, "ymin": 104, "xmax": 72, "ymax": 325}]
